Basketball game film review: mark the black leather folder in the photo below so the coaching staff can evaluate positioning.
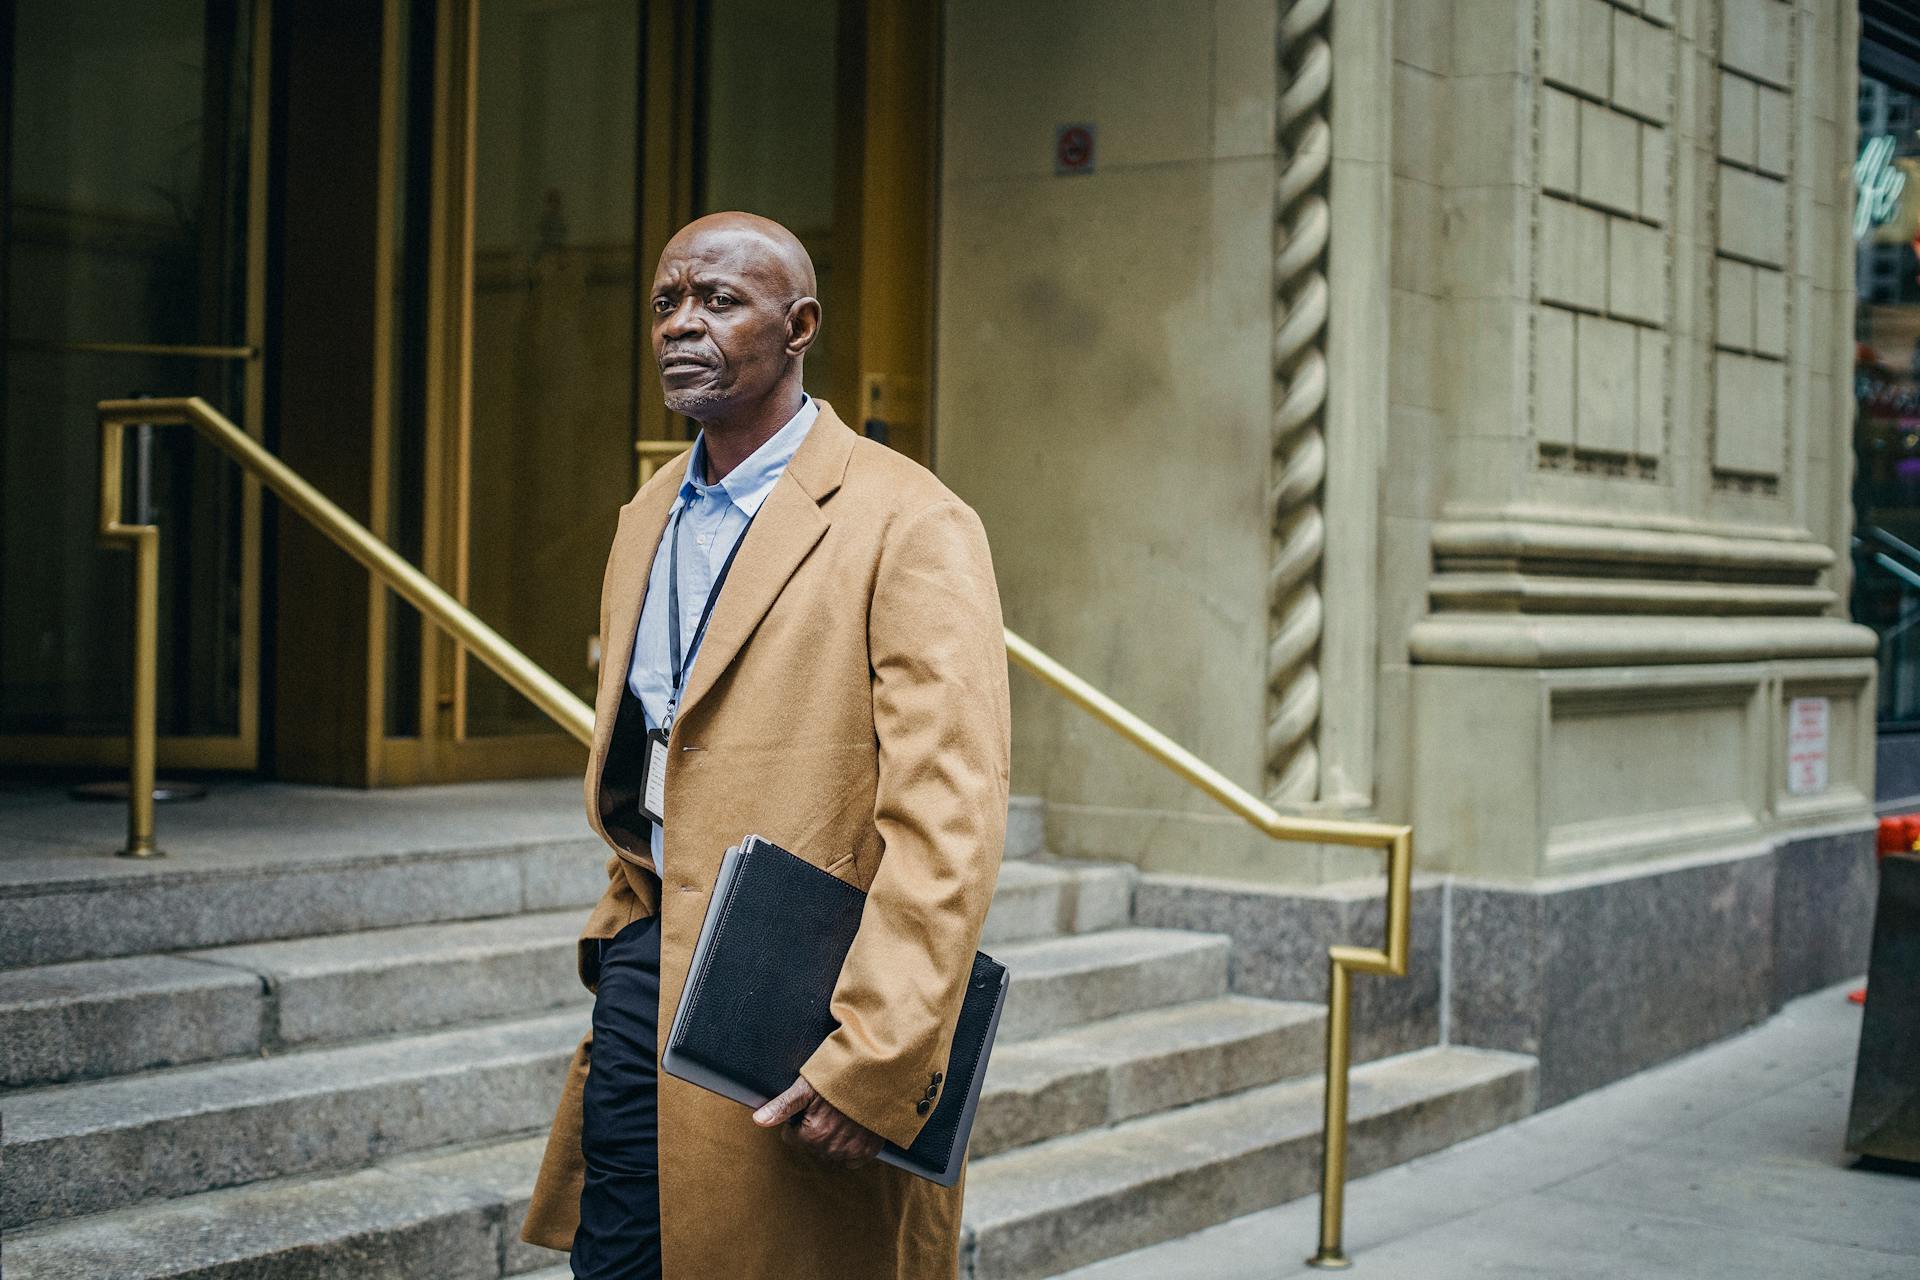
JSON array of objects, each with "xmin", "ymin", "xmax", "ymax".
[{"xmin": 662, "ymin": 834, "xmax": 1010, "ymax": 1186}]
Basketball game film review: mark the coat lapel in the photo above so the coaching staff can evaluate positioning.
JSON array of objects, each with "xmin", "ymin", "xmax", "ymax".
[{"xmin": 672, "ymin": 402, "xmax": 856, "ymax": 728}]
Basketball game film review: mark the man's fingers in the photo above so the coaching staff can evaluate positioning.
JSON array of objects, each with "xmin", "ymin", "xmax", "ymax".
[
  {"xmin": 765, "ymin": 1082, "xmax": 883, "ymax": 1169},
  {"xmin": 753, "ymin": 1077, "xmax": 815, "ymax": 1128}
]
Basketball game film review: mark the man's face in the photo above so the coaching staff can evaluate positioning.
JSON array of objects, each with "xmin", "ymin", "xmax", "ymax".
[{"xmin": 649, "ymin": 227, "xmax": 806, "ymax": 421}]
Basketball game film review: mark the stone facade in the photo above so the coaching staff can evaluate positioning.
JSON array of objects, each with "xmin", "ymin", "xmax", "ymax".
[
  {"xmin": 940, "ymin": 0, "xmax": 1871, "ymax": 866},
  {"xmin": 1399, "ymin": 0, "xmax": 1874, "ymax": 888},
  {"xmin": 935, "ymin": 0, "xmax": 1876, "ymax": 1105}
]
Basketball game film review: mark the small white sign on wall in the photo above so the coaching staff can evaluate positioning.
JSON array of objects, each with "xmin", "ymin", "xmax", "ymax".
[{"xmin": 1786, "ymin": 696, "xmax": 1831, "ymax": 796}]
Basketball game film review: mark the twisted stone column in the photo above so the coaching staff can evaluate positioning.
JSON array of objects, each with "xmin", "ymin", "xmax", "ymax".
[{"xmin": 1267, "ymin": 0, "xmax": 1331, "ymax": 803}]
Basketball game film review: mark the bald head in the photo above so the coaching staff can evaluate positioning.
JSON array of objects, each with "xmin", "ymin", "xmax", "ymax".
[
  {"xmin": 649, "ymin": 212, "xmax": 821, "ymax": 433},
  {"xmin": 662, "ymin": 211, "xmax": 817, "ymax": 302}
]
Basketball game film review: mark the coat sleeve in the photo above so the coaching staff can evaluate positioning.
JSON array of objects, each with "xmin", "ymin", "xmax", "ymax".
[{"xmin": 799, "ymin": 497, "xmax": 1012, "ymax": 1148}]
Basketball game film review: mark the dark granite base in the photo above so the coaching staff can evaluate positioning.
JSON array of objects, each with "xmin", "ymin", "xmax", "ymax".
[
  {"xmin": 1131, "ymin": 821, "xmax": 1877, "ymax": 1111},
  {"xmin": 1453, "ymin": 850, "xmax": 1776, "ymax": 1107},
  {"xmin": 1452, "ymin": 823, "xmax": 1876, "ymax": 1108},
  {"xmin": 1772, "ymin": 824, "xmax": 1878, "ymax": 1007},
  {"xmin": 1133, "ymin": 877, "xmax": 1443, "ymax": 1062}
]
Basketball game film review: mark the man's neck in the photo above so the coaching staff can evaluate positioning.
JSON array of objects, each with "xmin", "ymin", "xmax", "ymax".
[{"xmin": 697, "ymin": 389, "xmax": 805, "ymax": 483}]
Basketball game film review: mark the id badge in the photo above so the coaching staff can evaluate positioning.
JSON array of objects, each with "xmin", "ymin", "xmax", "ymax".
[{"xmin": 640, "ymin": 727, "xmax": 670, "ymax": 826}]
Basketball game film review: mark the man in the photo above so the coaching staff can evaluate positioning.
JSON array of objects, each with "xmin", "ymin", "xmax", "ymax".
[{"xmin": 519, "ymin": 212, "xmax": 1011, "ymax": 1279}]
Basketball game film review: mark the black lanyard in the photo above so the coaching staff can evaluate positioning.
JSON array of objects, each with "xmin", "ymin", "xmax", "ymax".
[{"xmin": 664, "ymin": 502, "xmax": 756, "ymax": 725}]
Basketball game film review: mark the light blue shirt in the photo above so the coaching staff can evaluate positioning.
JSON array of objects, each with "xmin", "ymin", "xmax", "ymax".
[{"xmin": 625, "ymin": 394, "xmax": 818, "ymax": 873}]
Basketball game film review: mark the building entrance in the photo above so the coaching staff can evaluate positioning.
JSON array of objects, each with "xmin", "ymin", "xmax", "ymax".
[
  {"xmin": 2, "ymin": 0, "xmax": 935, "ymax": 788},
  {"xmin": 372, "ymin": 0, "xmax": 936, "ymax": 785}
]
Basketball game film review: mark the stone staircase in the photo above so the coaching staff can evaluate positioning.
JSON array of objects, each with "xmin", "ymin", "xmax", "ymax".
[{"xmin": 0, "ymin": 817, "xmax": 1533, "ymax": 1279}]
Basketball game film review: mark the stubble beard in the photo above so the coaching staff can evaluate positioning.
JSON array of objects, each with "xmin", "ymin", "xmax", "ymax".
[{"xmin": 662, "ymin": 384, "xmax": 730, "ymax": 421}]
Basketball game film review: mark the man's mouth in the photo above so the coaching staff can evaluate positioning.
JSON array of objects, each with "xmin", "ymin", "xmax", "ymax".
[{"xmin": 661, "ymin": 354, "xmax": 716, "ymax": 376}]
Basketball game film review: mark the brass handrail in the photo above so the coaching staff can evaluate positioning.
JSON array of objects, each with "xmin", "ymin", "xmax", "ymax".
[
  {"xmin": 96, "ymin": 396, "xmax": 594, "ymax": 859},
  {"xmin": 100, "ymin": 395, "xmax": 1406, "ymax": 1266},
  {"xmin": 1002, "ymin": 627, "xmax": 1411, "ymax": 1271}
]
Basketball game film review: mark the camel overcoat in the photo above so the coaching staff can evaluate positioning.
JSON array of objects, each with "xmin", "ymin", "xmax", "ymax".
[{"xmin": 520, "ymin": 402, "xmax": 1011, "ymax": 1279}]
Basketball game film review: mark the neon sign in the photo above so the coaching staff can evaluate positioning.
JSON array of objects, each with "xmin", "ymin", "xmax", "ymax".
[{"xmin": 1856, "ymin": 134, "xmax": 1909, "ymax": 240}]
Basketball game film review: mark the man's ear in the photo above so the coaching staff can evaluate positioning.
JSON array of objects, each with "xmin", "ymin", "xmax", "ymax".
[{"xmin": 785, "ymin": 297, "xmax": 822, "ymax": 358}]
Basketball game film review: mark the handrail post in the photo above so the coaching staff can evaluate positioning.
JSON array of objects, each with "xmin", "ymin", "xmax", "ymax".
[
  {"xmin": 124, "ymin": 523, "xmax": 161, "ymax": 857},
  {"xmin": 1310, "ymin": 959, "xmax": 1354, "ymax": 1268},
  {"xmin": 98, "ymin": 414, "xmax": 162, "ymax": 857},
  {"xmin": 1002, "ymin": 630, "xmax": 1414, "ymax": 1268}
]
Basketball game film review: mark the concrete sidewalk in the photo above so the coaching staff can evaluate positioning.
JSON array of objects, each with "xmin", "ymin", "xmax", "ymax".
[{"xmin": 1059, "ymin": 982, "xmax": 1918, "ymax": 1279}]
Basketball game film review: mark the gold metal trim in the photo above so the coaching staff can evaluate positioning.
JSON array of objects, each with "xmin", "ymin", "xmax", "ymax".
[
  {"xmin": 0, "ymin": 734, "xmax": 254, "ymax": 769},
  {"xmin": 237, "ymin": 0, "xmax": 274, "ymax": 780},
  {"xmin": 8, "ymin": 339, "xmax": 259, "ymax": 359},
  {"xmin": 96, "ymin": 396, "xmax": 595, "ymax": 856},
  {"xmin": 1001, "ymin": 629, "xmax": 1412, "ymax": 1267},
  {"xmin": 368, "ymin": 0, "xmax": 406, "ymax": 774},
  {"xmin": 96, "ymin": 421, "xmax": 160, "ymax": 856}
]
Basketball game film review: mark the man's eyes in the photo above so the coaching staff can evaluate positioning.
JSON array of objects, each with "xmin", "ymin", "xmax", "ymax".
[{"xmin": 651, "ymin": 293, "xmax": 736, "ymax": 312}]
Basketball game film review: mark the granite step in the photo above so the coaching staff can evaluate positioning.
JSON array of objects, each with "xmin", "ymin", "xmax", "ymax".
[
  {"xmin": 0, "ymin": 836, "xmax": 610, "ymax": 970},
  {"xmin": 0, "ymin": 1135, "xmax": 562, "ymax": 1280},
  {"xmin": 0, "ymin": 860, "xmax": 1130, "ymax": 1090},
  {"xmin": 973, "ymin": 996, "xmax": 1325, "ymax": 1158},
  {"xmin": 961, "ymin": 1046, "xmax": 1537, "ymax": 1280},
  {"xmin": 0, "ymin": 795, "xmax": 1055, "ymax": 971},
  {"xmin": 0, "ymin": 954, "xmax": 267, "ymax": 1090},
  {"xmin": 980, "ymin": 859, "xmax": 1133, "ymax": 945},
  {"xmin": 0, "ymin": 911, "xmax": 588, "ymax": 1090},
  {"xmin": 0, "ymin": 1010, "xmax": 585, "ymax": 1229},
  {"xmin": 4, "ymin": 1047, "xmax": 1533, "ymax": 1280},
  {"xmin": 2, "ymin": 925, "xmax": 1232, "ymax": 1227},
  {"xmin": 995, "ymin": 929, "xmax": 1231, "ymax": 1042},
  {"xmin": 181, "ymin": 910, "xmax": 591, "ymax": 1049}
]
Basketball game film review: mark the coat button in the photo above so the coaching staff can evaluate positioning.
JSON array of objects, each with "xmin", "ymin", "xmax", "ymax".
[
  {"xmin": 932, "ymin": 1072, "xmax": 943, "ymax": 1085},
  {"xmin": 916, "ymin": 1098, "xmax": 931, "ymax": 1116}
]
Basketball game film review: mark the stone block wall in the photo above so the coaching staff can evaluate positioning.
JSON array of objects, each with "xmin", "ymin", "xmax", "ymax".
[
  {"xmin": 933, "ymin": 0, "xmax": 1297, "ymax": 878},
  {"xmin": 1391, "ymin": 0, "xmax": 1874, "ymax": 885},
  {"xmin": 930, "ymin": 1, "xmax": 1870, "ymax": 896}
]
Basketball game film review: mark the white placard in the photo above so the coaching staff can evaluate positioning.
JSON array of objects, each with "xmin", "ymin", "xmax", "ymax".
[{"xmin": 1786, "ymin": 697, "xmax": 1830, "ymax": 796}]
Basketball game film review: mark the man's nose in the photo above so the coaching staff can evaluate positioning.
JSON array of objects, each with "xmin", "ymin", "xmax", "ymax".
[{"xmin": 659, "ymin": 297, "xmax": 703, "ymax": 339}]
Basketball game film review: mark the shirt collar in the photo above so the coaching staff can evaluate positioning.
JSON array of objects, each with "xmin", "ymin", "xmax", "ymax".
[{"xmin": 680, "ymin": 395, "xmax": 818, "ymax": 517}]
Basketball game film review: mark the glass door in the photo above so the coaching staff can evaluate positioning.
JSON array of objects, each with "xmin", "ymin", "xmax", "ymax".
[
  {"xmin": 458, "ymin": 0, "xmax": 644, "ymax": 744},
  {"xmin": 0, "ymin": 0, "xmax": 267, "ymax": 771},
  {"xmin": 383, "ymin": 0, "xmax": 934, "ymax": 782}
]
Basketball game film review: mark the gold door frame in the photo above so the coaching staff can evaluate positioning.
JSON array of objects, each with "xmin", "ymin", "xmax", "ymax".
[{"xmin": 0, "ymin": 0, "xmax": 272, "ymax": 774}]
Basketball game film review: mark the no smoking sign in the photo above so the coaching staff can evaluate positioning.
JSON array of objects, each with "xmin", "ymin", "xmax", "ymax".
[{"xmin": 1054, "ymin": 123, "xmax": 1096, "ymax": 176}]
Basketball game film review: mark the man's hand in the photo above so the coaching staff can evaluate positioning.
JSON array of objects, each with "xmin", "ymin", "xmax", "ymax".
[{"xmin": 753, "ymin": 1075, "xmax": 884, "ymax": 1169}]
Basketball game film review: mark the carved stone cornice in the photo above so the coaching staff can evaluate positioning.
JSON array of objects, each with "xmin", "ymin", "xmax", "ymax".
[{"xmin": 1415, "ymin": 516, "xmax": 1872, "ymax": 665}]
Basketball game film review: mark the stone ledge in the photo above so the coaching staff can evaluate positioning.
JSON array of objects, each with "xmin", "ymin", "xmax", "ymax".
[
  {"xmin": 1408, "ymin": 614, "xmax": 1878, "ymax": 667},
  {"xmin": 1430, "ymin": 517, "xmax": 1835, "ymax": 576}
]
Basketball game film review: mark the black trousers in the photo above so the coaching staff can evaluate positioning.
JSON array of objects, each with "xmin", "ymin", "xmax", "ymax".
[{"xmin": 573, "ymin": 916, "xmax": 663, "ymax": 1280}]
